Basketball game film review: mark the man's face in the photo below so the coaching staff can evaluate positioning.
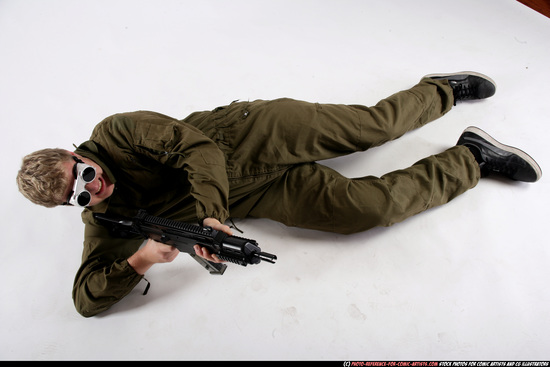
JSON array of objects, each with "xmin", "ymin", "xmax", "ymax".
[{"xmin": 61, "ymin": 153, "xmax": 115, "ymax": 207}]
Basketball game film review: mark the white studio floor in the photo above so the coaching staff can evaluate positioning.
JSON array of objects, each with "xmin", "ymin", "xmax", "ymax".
[{"xmin": 1, "ymin": 0, "xmax": 549, "ymax": 361}]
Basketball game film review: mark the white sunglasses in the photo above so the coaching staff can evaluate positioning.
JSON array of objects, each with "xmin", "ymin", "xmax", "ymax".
[{"xmin": 64, "ymin": 157, "xmax": 96, "ymax": 207}]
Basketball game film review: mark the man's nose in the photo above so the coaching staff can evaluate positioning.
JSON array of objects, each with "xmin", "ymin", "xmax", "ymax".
[{"xmin": 85, "ymin": 179, "xmax": 98, "ymax": 193}]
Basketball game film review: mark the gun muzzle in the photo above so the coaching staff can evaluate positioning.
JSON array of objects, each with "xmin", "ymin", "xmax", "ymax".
[{"xmin": 257, "ymin": 252, "xmax": 277, "ymax": 264}]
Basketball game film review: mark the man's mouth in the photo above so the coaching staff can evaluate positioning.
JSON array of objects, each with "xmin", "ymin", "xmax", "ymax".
[{"xmin": 95, "ymin": 178, "xmax": 103, "ymax": 195}]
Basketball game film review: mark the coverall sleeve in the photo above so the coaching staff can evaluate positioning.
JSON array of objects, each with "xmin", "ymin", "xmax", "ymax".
[
  {"xmin": 73, "ymin": 211, "xmax": 144, "ymax": 317},
  {"xmin": 90, "ymin": 111, "xmax": 230, "ymax": 223}
]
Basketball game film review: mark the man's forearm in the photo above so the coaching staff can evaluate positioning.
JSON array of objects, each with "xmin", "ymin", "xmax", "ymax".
[
  {"xmin": 127, "ymin": 249, "xmax": 155, "ymax": 275},
  {"xmin": 127, "ymin": 238, "xmax": 180, "ymax": 275}
]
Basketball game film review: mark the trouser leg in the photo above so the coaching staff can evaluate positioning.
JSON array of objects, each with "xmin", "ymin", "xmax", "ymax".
[
  {"xmin": 348, "ymin": 77, "xmax": 454, "ymax": 150},
  {"xmin": 223, "ymin": 78, "xmax": 454, "ymax": 170},
  {"xmin": 247, "ymin": 145, "xmax": 480, "ymax": 234}
]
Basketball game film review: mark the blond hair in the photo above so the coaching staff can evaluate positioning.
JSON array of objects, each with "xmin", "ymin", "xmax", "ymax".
[{"xmin": 16, "ymin": 148, "xmax": 74, "ymax": 208}]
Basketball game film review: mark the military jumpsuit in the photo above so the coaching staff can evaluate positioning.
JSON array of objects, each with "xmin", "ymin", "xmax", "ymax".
[{"xmin": 72, "ymin": 77, "xmax": 480, "ymax": 316}]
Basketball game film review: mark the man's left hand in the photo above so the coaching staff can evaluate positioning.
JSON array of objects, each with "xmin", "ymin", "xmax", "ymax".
[{"xmin": 194, "ymin": 217, "xmax": 233, "ymax": 263}]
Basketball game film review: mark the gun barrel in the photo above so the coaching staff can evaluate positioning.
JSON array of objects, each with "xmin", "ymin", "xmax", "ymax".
[{"xmin": 257, "ymin": 252, "xmax": 277, "ymax": 264}]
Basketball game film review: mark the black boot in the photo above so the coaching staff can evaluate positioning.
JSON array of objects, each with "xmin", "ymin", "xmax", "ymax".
[
  {"xmin": 424, "ymin": 71, "xmax": 496, "ymax": 105},
  {"xmin": 457, "ymin": 126, "xmax": 542, "ymax": 182}
]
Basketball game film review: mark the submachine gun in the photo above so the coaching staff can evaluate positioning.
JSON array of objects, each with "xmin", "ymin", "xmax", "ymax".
[{"xmin": 94, "ymin": 210, "xmax": 277, "ymax": 275}]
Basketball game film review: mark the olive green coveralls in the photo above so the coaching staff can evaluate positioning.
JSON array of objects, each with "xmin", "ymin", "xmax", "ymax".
[
  {"xmin": 72, "ymin": 77, "xmax": 480, "ymax": 316},
  {"xmin": 184, "ymin": 77, "xmax": 480, "ymax": 234}
]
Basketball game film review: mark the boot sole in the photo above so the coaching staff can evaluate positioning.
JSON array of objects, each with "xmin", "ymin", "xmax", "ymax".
[
  {"xmin": 464, "ymin": 126, "xmax": 542, "ymax": 182},
  {"xmin": 424, "ymin": 71, "xmax": 497, "ymax": 89}
]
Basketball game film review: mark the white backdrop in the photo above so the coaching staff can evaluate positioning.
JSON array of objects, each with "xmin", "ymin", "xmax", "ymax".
[{"xmin": 1, "ymin": 0, "xmax": 549, "ymax": 361}]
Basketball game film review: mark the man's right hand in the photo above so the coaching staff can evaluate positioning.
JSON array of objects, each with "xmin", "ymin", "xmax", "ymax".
[{"xmin": 127, "ymin": 238, "xmax": 179, "ymax": 275}]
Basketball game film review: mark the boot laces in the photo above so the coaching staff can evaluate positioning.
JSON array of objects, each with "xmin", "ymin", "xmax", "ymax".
[{"xmin": 453, "ymin": 82, "xmax": 476, "ymax": 101}]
